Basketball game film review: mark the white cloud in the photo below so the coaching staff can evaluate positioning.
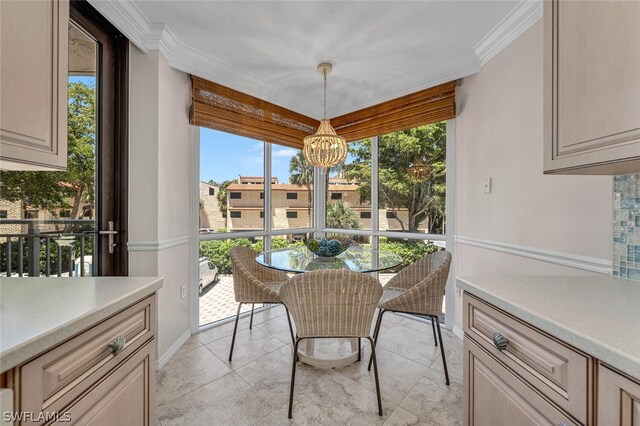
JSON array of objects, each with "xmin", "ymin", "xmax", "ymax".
[{"xmin": 272, "ymin": 148, "xmax": 298, "ymax": 157}]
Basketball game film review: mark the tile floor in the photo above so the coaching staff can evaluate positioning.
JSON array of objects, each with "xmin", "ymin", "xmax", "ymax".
[{"xmin": 157, "ymin": 305, "xmax": 463, "ymax": 425}]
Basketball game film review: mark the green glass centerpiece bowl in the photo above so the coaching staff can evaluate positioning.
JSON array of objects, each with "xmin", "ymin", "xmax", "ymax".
[{"xmin": 303, "ymin": 237, "xmax": 353, "ymax": 257}]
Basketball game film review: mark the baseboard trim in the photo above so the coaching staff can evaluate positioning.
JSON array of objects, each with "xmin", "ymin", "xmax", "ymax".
[
  {"xmin": 157, "ymin": 328, "xmax": 191, "ymax": 369},
  {"xmin": 455, "ymin": 236, "xmax": 612, "ymax": 275},
  {"xmin": 452, "ymin": 325, "xmax": 464, "ymax": 341},
  {"xmin": 128, "ymin": 235, "xmax": 190, "ymax": 252}
]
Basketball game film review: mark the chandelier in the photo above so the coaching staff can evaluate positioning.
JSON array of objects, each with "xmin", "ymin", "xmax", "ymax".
[
  {"xmin": 303, "ymin": 63, "xmax": 347, "ymax": 168},
  {"xmin": 408, "ymin": 157, "xmax": 430, "ymax": 180}
]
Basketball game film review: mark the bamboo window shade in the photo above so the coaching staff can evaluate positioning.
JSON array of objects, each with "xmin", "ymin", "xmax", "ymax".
[
  {"xmin": 330, "ymin": 81, "xmax": 456, "ymax": 142},
  {"xmin": 190, "ymin": 75, "xmax": 456, "ymax": 147},
  {"xmin": 190, "ymin": 76, "xmax": 318, "ymax": 149}
]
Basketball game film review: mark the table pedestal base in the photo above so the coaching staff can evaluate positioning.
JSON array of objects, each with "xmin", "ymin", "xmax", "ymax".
[{"xmin": 296, "ymin": 338, "xmax": 360, "ymax": 368}]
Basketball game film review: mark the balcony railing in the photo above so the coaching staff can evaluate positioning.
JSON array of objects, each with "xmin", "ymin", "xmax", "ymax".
[{"xmin": 0, "ymin": 219, "xmax": 96, "ymax": 277}]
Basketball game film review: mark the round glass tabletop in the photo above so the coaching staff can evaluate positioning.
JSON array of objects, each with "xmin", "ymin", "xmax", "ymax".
[{"xmin": 256, "ymin": 246, "xmax": 403, "ymax": 273}]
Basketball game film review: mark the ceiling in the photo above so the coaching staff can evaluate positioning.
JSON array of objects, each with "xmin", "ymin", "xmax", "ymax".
[{"xmin": 89, "ymin": 0, "xmax": 542, "ymax": 119}]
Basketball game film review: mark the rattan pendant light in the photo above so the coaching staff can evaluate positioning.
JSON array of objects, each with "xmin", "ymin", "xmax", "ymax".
[{"xmin": 303, "ymin": 63, "xmax": 347, "ymax": 168}]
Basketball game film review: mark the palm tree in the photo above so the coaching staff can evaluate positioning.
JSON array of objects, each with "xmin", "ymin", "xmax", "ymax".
[{"xmin": 289, "ymin": 152, "xmax": 313, "ymax": 227}]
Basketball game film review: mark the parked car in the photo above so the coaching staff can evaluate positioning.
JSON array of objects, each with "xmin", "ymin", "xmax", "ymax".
[
  {"xmin": 199, "ymin": 228, "xmax": 216, "ymax": 234},
  {"xmin": 199, "ymin": 257, "xmax": 219, "ymax": 295}
]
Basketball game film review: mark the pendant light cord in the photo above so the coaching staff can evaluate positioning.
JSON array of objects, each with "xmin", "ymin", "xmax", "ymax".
[{"xmin": 323, "ymin": 70, "xmax": 327, "ymax": 120}]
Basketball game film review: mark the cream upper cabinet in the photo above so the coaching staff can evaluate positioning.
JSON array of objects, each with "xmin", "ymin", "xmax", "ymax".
[
  {"xmin": 0, "ymin": 0, "xmax": 69, "ymax": 170},
  {"xmin": 544, "ymin": 0, "xmax": 640, "ymax": 174}
]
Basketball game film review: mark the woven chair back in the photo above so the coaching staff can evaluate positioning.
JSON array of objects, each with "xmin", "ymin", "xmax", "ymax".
[{"xmin": 280, "ymin": 270, "xmax": 382, "ymax": 338}]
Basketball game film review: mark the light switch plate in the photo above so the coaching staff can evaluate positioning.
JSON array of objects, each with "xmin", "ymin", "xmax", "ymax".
[{"xmin": 483, "ymin": 177, "xmax": 492, "ymax": 194}]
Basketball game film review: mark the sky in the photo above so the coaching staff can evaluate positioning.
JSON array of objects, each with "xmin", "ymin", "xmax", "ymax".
[{"xmin": 200, "ymin": 128, "xmax": 302, "ymax": 184}]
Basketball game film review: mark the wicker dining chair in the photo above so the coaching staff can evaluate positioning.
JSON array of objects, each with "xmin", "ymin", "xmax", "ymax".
[
  {"xmin": 367, "ymin": 250, "xmax": 452, "ymax": 385},
  {"xmin": 280, "ymin": 270, "xmax": 384, "ymax": 419},
  {"xmin": 228, "ymin": 246, "xmax": 295, "ymax": 361}
]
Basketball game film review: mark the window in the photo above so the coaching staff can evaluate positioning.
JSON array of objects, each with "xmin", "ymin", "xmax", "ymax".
[
  {"xmin": 0, "ymin": 210, "xmax": 7, "ymax": 219},
  {"xmin": 25, "ymin": 210, "xmax": 38, "ymax": 219},
  {"xmin": 230, "ymin": 211, "xmax": 241, "ymax": 218},
  {"xmin": 360, "ymin": 211, "xmax": 371, "ymax": 219},
  {"xmin": 272, "ymin": 148, "xmax": 313, "ymax": 230},
  {"xmin": 229, "ymin": 192, "xmax": 241, "ymax": 199},
  {"xmin": 326, "ymin": 144, "xmax": 371, "ymax": 231},
  {"xmin": 286, "ymin": 211, "xmax": 298, "ymax": 219},
  {"xmin": 209, "ymin": 187, "xmax": 215, "ymax": 195},
  {"xmin": 59, "ymin": 210, "xmax": 71, "ymax": 218},
  {"xmin": 260, "ymin": 192, "xmax": 264, "ymax": 199},
  {"xmin": 378, "ymin": 122, "xmax": 446, "ymax": 234},
  {"xmin": 260, "ymin": 211, "xmax": 264, "ymax": 218}
]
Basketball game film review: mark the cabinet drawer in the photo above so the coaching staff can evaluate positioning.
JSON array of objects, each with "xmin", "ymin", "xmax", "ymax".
[
  {"xmin": 464, "ymin": 293, "xmax": 591, "ymax": 424},
  {"xmin": 465, "ymin": 338, "xmax": 578, "ymax": 426},
  {"xmin": 52, "ymin": 339, "xmax": 155, "ymax": 426},
  {"xmin": 20, "ymin": 295, "xmax": 156, "ymax": 421}
]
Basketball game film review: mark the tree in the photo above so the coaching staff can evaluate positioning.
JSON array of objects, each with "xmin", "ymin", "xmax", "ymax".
[
  {"xmin": 326, "ymin": 200, "xmax": 360, "ymax": 230},
  {"xmin": 214, "ymin": 179, "xmax": 235, "ymax": 219},
  {"xmin": 288, "ymin": 151, "xmax": 313, "ymax": 227},
  {"xmin": 344, "ymin": 122, "xmax": 446, "ymax": 233},
  {"xmin": 0, "ymin": 82, "xmax": 97, "ymax": 229}
]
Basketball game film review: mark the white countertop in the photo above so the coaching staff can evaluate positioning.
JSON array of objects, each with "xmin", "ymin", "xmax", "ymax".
[
  {"xmin": 0, "ymin": 276, "xmax": 163, "ymax": 372},
  {"xmin": 457, "ymin": 275, "xmax": 640, "ymax": 380}
]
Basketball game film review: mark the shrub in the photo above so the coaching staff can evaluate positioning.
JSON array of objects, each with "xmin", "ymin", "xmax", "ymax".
[
  {"xmin": 199, "ymin": 238, "xmax": 252, "ymax": 274},
  {"xmin": 364, "ymin": 240, "xmax": 440, "ymax": 272}
]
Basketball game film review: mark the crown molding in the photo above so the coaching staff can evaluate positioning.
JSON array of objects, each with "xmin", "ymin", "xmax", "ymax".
[
  {"xmin": 474, "ymin": 0, "xmax": 543, "ymax": 66},
  {"xmin": 87, "ymin": 0, "xmax": 152, "ymax": 52}
]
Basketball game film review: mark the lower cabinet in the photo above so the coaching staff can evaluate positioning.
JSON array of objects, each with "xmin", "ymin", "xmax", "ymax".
[
  {"xmin": 597, "ymin": 364, "xmax": 640, "ymax": 426},
  {"xmin": 2, "ymin": 294, "xmax": 157, "ymax": 426},
  {"xmin": 464, "ymin": 292, "xmax": 640, "ymax": 426},
  {"xmin": 465, "ymin": 338, "xmax": 577, "ymax": 426},
  {"xmin": 56, "ymin": 341, "xmax": 155, "ymax": 426}
]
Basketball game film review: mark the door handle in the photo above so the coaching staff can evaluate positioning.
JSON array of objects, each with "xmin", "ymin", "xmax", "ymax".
[{"xmin": 99, "ymin": 221, "xmax": 117, "ymax": 254}]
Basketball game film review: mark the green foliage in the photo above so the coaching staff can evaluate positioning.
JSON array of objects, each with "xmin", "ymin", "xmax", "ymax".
[
  {"xmin": 326, "ymin": 201, "xmax": 361, "ymax": 230},
  {"xmin": 377, "ymin": 241, "xmax": 439, "ymax": 270},
  {"xmin": 289, "ymin": 151, "xmax": 313, "ymax": 227},
  {"xmin": 0, "ymin": 82, "xmax": 97, "ymax": 220},
  {"xmin": 200, "ymin": 237, "xmax": 303, "ymax": 274},
  {"xmin": 215, "ymin": 180, "xmax": 236, "ymax": 217},
  {"xmin": 200, "ymin": 238, "xmax": 252, "ymax": 274},
  {"xmin": 344, "ymin": 122, "xmax": 447, "ymax": 233}
]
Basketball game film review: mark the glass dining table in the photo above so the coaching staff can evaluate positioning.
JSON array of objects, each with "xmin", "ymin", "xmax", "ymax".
[
  {"xmin": 255, "ymin": 246, "xmax": 403, "ymax": 274},
  {"xmin": 256, "ymin": 246, "xmax": 403, "ymax": 368}
]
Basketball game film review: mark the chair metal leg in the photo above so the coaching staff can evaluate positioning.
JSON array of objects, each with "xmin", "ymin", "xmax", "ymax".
[
  {"xmin": 435, "ymin": 319, "xmax": 450, "ymax": 385},
  {"xmin": 358, "ymin": 338, "xmax": 361, "ymax": 361},
  {"xmin": 431, "ymin": 317, "xmax": 438, "ymax": 347},
  {"xmin": 228, "ymin": 303, "xmax": 243, "ymax": 362},
  {"xmin": 249, "ymin": 303, "xmax": 255, "ymax": 329},
  {"xmin": 288, "ymin": 338, "xmax": 301, "ymax": 419},
  {"xmin": 368, "ymin": 309, "xmax": 386, "ymax": 371},
  {"xmin": 367, "ymin": 337, "xmax": 383, "ymax": 416},
  {"xmin": 283, "ymin": 305, "xmax": 295, "ymax": 345}
]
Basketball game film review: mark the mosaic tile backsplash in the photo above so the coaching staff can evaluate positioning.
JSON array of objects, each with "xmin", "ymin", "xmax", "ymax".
[{"xmin": 613, "ymin": 174, "xmax": 640, "ymax": 281}]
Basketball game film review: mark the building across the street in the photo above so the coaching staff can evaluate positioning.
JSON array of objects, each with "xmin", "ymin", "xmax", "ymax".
[{"xmin": 199, "ymin": 176, "xmax": 428, "ymax": 234}]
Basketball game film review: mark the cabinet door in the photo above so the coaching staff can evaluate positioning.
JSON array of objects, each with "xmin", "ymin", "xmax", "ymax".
[
  {"xmin": 0, "ymin": 0, "xmax": 68, "ymax": 170},
  {"xmin": 544, "ymin": 0, "xmax": 640, "ymax": 174},
  {"xmin": 464, "ymin": 338, "xmax": 577, "ymax": 426},
  {"xmin": 597, "ymin": 364, "xmax": 640, "ymax": 426},
  {"xmin": 53, "ymin": 340, "xmax": 156, "ymax": 426}
]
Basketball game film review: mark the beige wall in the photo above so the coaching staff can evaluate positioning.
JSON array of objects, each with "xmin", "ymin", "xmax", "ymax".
[
  {"xmin": 453, "ymin": 20, "xmax": 612, "ymax": 328},
  {"xmin": 128, "ymin": 47, "xmax": 191, "ymax": 363},
  {"xmin": 199, "ymin": 182, "xmax": 225, "ymax": 231}
]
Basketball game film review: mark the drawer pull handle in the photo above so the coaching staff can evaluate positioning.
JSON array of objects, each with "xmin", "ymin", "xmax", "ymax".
[
  {"xmin": 108, "ymin": 335, "xmax": 126, "ymax": 355},
  {"xmin": 492, "ymin": 331, "xmax": 508, "ymax": 351}
]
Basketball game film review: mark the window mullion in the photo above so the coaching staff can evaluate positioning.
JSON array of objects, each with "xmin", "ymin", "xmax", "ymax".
[{"xmin": 264, "ymin": 142, "xmax": 272, "ymax": 251}]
